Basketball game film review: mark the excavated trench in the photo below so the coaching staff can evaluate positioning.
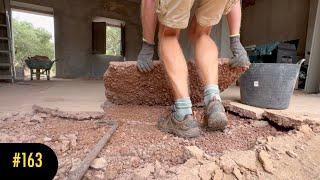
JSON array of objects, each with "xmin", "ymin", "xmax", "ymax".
[
  {"xmin": 90, "ymin": 104, "xmax": 292, "ymax": 179},
  {"xmin": 0, "ymin": 105, "xmax": 292, "ymax": 179}
]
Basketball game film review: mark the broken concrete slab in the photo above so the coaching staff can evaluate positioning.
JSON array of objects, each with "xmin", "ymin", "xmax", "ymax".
[
  {"xmin": 223, "ymin": 99, "xmax": 320, "ymax": 129},
  {"xmin": 104, "ymin": 59, "xmax": 248, "ymax": 105},
  {"xmin": 223, "ymin": 101, "xmax": 265, "ymax": 120},
  {"xmin": 32, "ymin": 105, "xmax": 104, "ymax": 121},
  {"xmin": 262, "ymin": 111, "xmax": 304, "ymax": 129},
  {"xmin": 263, "ymin": 110, "xmax": 320, "ymax": 129}
]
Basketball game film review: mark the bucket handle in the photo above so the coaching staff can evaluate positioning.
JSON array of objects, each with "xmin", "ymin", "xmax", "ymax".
[{"xmin": 297, "ymin": 59, "xmax": 306, "ymax": 66}]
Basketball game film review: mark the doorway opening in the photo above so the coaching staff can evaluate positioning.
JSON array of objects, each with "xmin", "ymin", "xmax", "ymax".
[{"xmin": 11, "ymin": 9, "xmax": 55, "ymax": 79}]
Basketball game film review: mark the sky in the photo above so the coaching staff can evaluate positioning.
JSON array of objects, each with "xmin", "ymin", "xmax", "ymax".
[{"xmin": 12, "ymin": 10, "xmax": 55, "ymax": 41}]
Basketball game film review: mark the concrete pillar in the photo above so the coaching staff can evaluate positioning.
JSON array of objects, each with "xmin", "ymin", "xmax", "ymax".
[{"xmin": 305, "ymin": 0, "xmax": 320, "ymax": 93}]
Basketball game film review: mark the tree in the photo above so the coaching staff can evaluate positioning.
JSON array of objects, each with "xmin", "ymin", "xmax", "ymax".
[
  {"xmin": 106, "ymin": 26, "xmax": 121, "ymax": 56},
  {"xmin": 12, "ymin": 19, "xmax": 54, "ymax": 66}
]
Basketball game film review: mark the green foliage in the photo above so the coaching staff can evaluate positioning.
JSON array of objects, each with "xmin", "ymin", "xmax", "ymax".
[
  {"xmin": 106, "ymin": 26, "xmax": 121, "ymax": 56},
  {"xmin": 12, "ymin": 19, "xmax": 54, "ymax": 66}
]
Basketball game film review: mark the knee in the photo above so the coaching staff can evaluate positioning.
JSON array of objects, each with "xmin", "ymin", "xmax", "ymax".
[
  {"xmin": 149, "ymin": 0, "xmax": 157, "ymax": 6},
  {"xmin": 160, "ymin": 25, "xmax": 180, "ymax": 38},
  {"xmin": 142, "ymin": 0, "xmax": 156, "ymax": 10},
  {"xmin": 143, "ymin": 0, "xmax": 156, "ymax": 4},
  {"xmin": 188, "ymin": 26, "xmax": 211, "ymax": 42}
]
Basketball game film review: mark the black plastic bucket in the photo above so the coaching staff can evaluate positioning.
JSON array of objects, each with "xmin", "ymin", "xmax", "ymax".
[{"xmin": 240, "ymin": 59, "xmax": 305, "ymax": 110}]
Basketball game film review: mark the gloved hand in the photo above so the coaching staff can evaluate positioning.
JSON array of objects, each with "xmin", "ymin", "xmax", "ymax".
[
  {"xmin": 137, "ymin": 41, "xmax": 155, "ymax": 72},
  {"xmin": 230, "ymin": 35, "xmax": 251, "ymax": 68}
]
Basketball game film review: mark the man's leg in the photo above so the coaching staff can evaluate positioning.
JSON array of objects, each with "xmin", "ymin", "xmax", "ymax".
[
  {"xmin": 226, "ymin": 1, "xmax": 251, "ymax": 67},
  {"xmin": 189, "ymin": 18, "xmax": 228, "ymax": 131},
  {"xmin": 226, "ymin": 0, "xmax": 241, "ymax": 36},
  {"xmin": 159, "ymin": 26, "xmax": 189, "ymax": 99},
  {"xmin": 155, "ymin": 0, "xmax": 200, "ymax": 138},
  {"xmin": 137, "ymin": 0, "xmax": 158, "ymax": 72},
  {"xmin": 188, "ymin": 18, "xmax": 218, "ymax": 88},
  {"xmin": 157, "ymin": 24, "xmax": 200, "ymax": 138},
  {"xmin": 141, "ymin": 0, "xmax": 157, "ymax": 44}
]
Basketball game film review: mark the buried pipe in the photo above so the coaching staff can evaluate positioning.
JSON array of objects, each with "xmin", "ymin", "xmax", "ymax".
[{"xmin": 67, "ymin": 121, "xmax": 118, "ymax": 180}]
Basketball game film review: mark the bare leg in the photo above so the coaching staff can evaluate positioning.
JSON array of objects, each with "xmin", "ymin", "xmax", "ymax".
[
  {"xmin": 159, "ymin": 24, "xmax": 189, "ymax": 99},
  {"xmin": 157, "ymin": 23, "xmax": 200, "ymax": 138},
  {"xmin": 226, "ymin": 0, "xmax": 241, "ymax": 36},
  {"xmin": 188, "ymin": 18, "xmax": 218, "ymax": 86},
  {"xmin": 189, "ymin": 18, "xmax": 227, "ymax": 131},
  {"xmin": 137, "ymin": 0, "xmax": 158, "ymax": 72},
  {"xmin": 141, "ymin": 0, "xmax": 157, "ymax": 44},
  {"xmin": 226, "ymin": 1, "xmax": 251, "ymax": 68}
]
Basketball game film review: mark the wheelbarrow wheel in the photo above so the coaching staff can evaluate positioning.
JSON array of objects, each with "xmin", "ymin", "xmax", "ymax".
[
  {"xmin": 47, "ymin": 70, "xmax": 50, "ymax": 80},
  {"xmin": 30, "ymin": 69, "xmax": 33, "ymax": 80}
]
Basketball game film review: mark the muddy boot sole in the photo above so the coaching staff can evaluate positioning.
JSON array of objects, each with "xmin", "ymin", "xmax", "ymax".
[
  {"xmin": 205, "ymin": 112, "xmax": 228, "ymax": 131},
  {"xmin": 157, "ymin": 119, "xmax": 200, "ymax": 138}
]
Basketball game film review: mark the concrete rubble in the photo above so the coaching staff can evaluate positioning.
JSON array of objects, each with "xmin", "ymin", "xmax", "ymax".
[
  {"xmin": 1, "ymin": 103, "xmax": 320, "ymax": 179},
  {"xmin": 0, "ymin": 108, "xmax": 111, "ymax": 180},
  {"xmin": 104, "ymin": 59, "xmax": 248, "ymax": 105},
  {"xmin": 223, "ymin": 101, "xmax": 265, "ymax": 120},
  {"xmin": 131, "ymin": 125, "xmax": 320, "ymax": 180},
  {"xmin": 223, "ymin": 100, "xmax": 320, "ymax": 129},
  {"xmin": 90, "ymin": 157, "xmax": 108, "ymax": 170},
  {"xmin": 32, "ymin": 105, "xmax": 104, "ymax": 121}
]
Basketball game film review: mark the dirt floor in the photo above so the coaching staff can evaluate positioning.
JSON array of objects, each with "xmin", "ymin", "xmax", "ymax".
[
  {"xmin": 1, "ymin": 79, "xmax": 320, "ymax": 180},
  {"xmin": 0, "ymin": 111, "xmax": 110, "ymax": 179},
  {"xmin": 0, "ymin": 105, "xmax": 287, "ymax": 180},
  {"xmin": 84, "ymin": 105, "xmax": 287, "ymax": 180}
]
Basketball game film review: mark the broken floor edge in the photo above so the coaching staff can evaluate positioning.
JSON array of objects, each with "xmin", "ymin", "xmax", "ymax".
[
  {"xmin": 2, "ymin": 105, "xmax": 320, "ymax": 179},
  {"xmin": 223, "ymin": 100, "xmax": 319, "ymax": 129}
]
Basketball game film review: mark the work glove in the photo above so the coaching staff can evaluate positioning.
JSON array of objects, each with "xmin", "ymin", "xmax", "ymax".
[
  {"xmin": 230, "ymin": 35, "xmax": 251, "ymax": 68},
  {"xmin": 137, "ymin": 41, "xmax": 155, "ymax": 72}
]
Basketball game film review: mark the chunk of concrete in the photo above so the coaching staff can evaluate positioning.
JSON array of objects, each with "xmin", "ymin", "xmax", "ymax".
[
  {"xmin": 263, "ymin": 110, "xmax": 320, "ymax": 129},
  {"xmin": 263, "ymin": 111, "xmax": 304, "ymax": 129},
  {"xmin": 90, "ymin": 157, "xmax": 108, "ymax": 170},
  {"xmin": 223, "ymin": 101, "xmax": 265, "ymax": 120},
  {"xmin": 258, "ymin": 151, "xmax": 274, "ymax": 174},
  {"xmin": 132, "ymin": 163, "xmax": 155, "ymax": 179},
  {"xmin": 184, "ymin": 146, "xmax": 205, "ymax": 160},
  {"xmin": 104, "ymin": 59, "xmax": 248, "ymax": 105}
]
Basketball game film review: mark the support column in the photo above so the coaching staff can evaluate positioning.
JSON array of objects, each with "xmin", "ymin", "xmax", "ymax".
[{"xmin": 305, "ymin": 0, "xmax": 320, "ymax": 93}]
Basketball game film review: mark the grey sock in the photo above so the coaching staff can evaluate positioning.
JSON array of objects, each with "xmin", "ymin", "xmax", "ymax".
[
  {"xmin": 204, "ymin": 85, "xmax": 221, "ymax": 107},
  {"xmin": 174, "ymin": 98, "xmax": 193, "ymax": 121}
]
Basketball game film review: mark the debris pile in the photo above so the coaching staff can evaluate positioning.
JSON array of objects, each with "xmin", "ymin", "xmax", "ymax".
[
  {"xmin": 0, "ymin": 108, "xmax": 110, "ymax": 180},
  {"xmin": 130, "ymin": 125, "xmax": 320, "ymax": 180}
]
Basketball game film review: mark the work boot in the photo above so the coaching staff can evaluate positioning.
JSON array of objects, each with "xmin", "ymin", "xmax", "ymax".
[
  {"xmin": 137, "ymin": 41, "xmax": 155, "ymax": 72},
  {"xmin": 158, "ymin": 107, "xmax": 200, "ymax": 138},
  {"xmin": 230, "ymin": 35, "xmax": 251, "ymax": 68},
  {"xmin": 204, "ymin": 97, "xmax": 228, "ymax": 131}
]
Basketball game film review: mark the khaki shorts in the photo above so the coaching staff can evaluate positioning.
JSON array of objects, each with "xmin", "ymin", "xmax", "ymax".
[{"xmin": 156, "ymin": 0, "xmax": 239, "ymax": 29}]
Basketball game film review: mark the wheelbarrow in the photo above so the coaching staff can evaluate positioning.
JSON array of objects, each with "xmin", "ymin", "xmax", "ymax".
[{"xmin": 25, "ymin": 56, "xmax": 57, "ymax": 80}]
